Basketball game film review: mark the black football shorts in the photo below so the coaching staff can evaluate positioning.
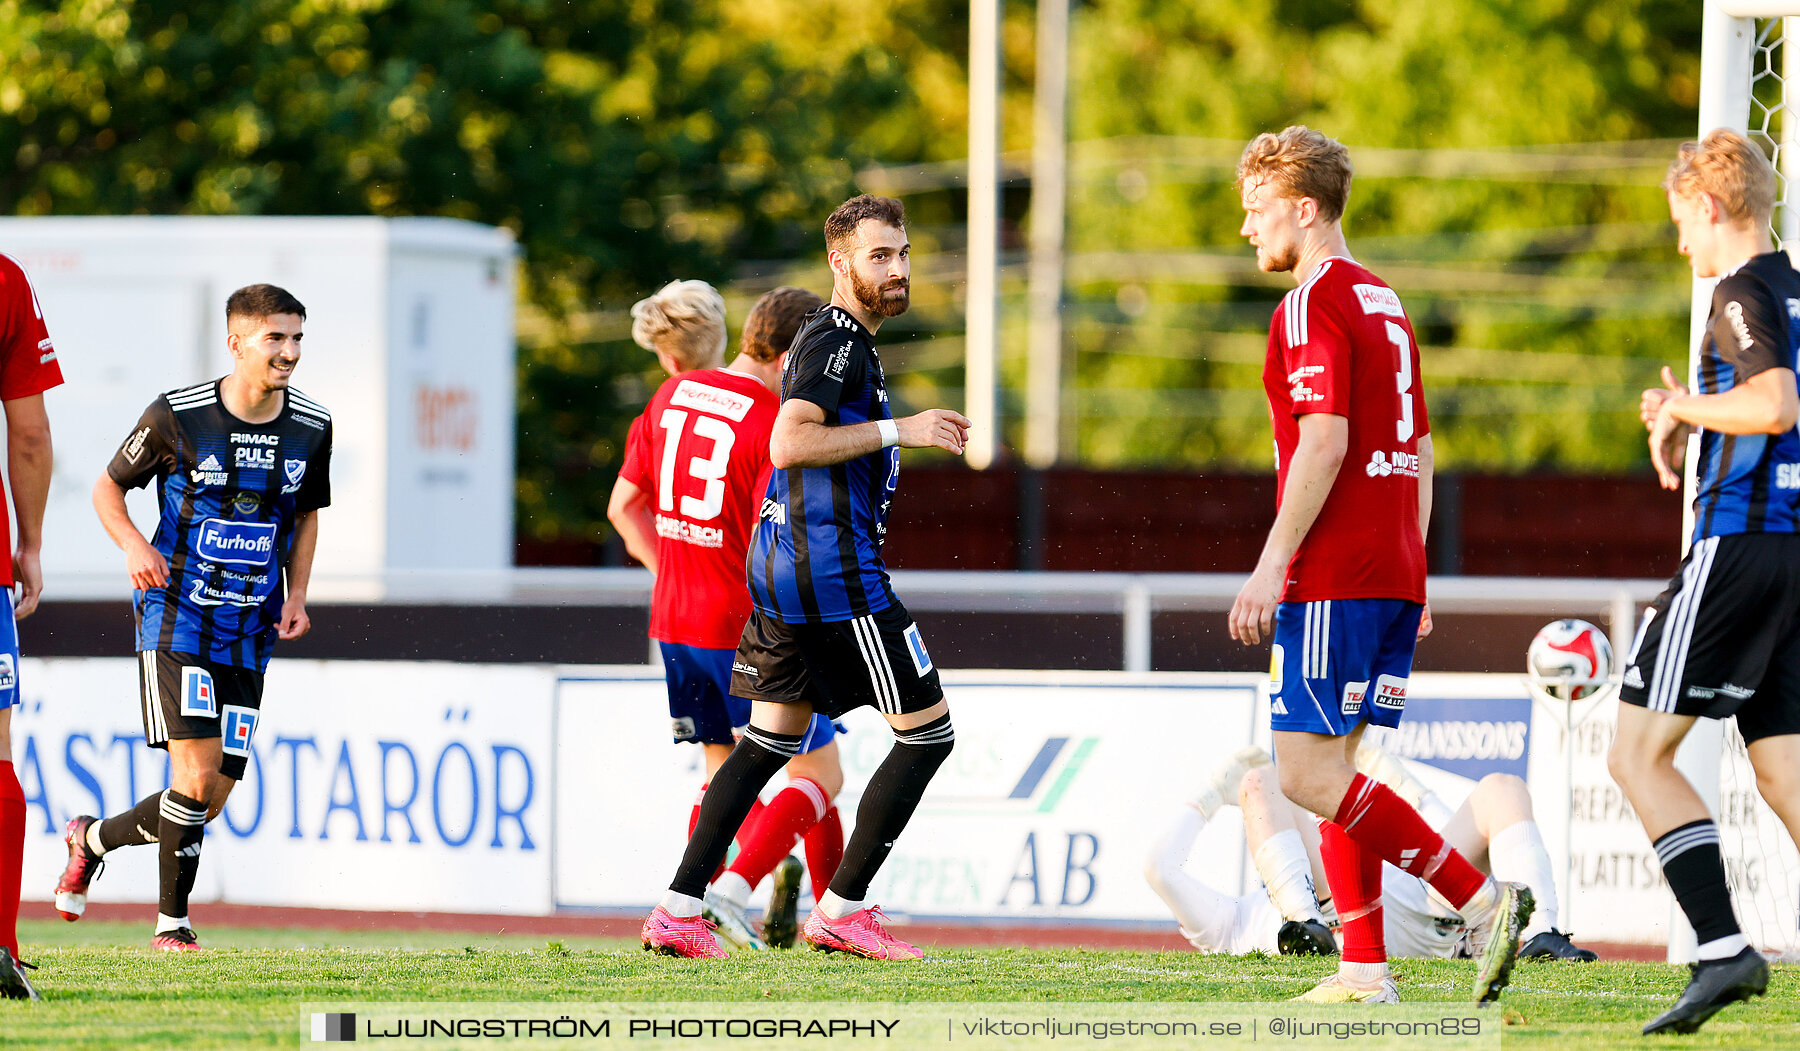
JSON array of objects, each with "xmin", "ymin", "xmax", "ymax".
[
  {"xmin": 1619, "ymin": 532, "xmax": 1800, "ymax": 743},
  {"xmin": 138, "ymin": 651, "xmax": 267, "ymax": 779},
  {"xmin": 730, "ymin": 600, "xmax": 943, "ymax": 719}
]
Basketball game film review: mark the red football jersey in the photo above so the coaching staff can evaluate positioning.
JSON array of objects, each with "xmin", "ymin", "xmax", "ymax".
[
  {"xmin": 0, "ymin": 254, "xmax": 66, "ymax": 589},
  {"xmin": 1263, "ymin": 257, "xmax": 1428, "ymax": 603},
  {"xmin": 619, "ymin": 367, "xmax": 778, "ymax": 648}
]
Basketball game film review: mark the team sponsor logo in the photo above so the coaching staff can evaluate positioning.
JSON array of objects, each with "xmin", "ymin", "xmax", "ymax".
[
  {"xmin": 221, "ymin": 704, "xmax": 259, "ymax": 757},
  {"xmin": 1778, "ymin": 464, "xmax": 1800, "ymax": 490},
  {"xmin": 759, "ymin": 498, "xmax": 787, "ymax": 525},
  {"xmin": 1287, "ymin": 364, "xmax": 1325, "ymax": 403},
  {"xmin": 232, "ymin": 432, "xmax": 280, "ymax": 445},
  {"xmin": 191, "ymin": 453, "xmax": 228, "ymax": 487},
  {"xmin": 1353, "ymin": 283, "xmax": 1405, "ymax": 318},
  {"xmin": 38, "ymin": 337, "xmax": 56, "ymax": 364},
  {"xmin": 1341, "ymin": 680, "xmax": 1368, "ymax": 716},
  {"xmin": 653, "ymin": 514, "xmax": 724, "ymax": 549},
  {"xmin": 0, "ymin": 654, "xmax": 14, "ymax": 693},
  {"xmin": 1788, "ymin": 298, "xmax": 1800, "ymax": 322},
  {"xmin": 1365, "ymin": 449, "xmax": 1421, "ymax": 478},
  {"xmin": 122, "ymin": 426, "xmax": 151, "ymax": 465},
  {"xmin": 903, "ymin": 623, "xmax": 933, "ymax": 675},
  {"xmin": 671, "ymin": 716, "xmax": 697, "ymax": 740},
  {"xmin": 826, "ymin": 340, "xmax": 854, "ymax": 381},
  {"xmin": 236, "ymin": 445, "xmax": 275, "ymax": 469},
  {"xmin": 231, "ymin": 491, "xmax": 262, "ymax": 515},
  {"xmin": 670, "ymin": 380, "xmax": 754, "ymax": 422},
  {"xmin": 1725, "ymin": 300, "xmax": 1755, "ymax": 351},
  {"xmin": 1268, "ymin": 644, "xmax": 1284, "ymax": 693},
  {"xmin": 732, "ymin": 661, "xmax": 759, "ymax": 677},
  {"xmin": 195, "ymin": 517, "xmax": 278, "ymax": 566},
  {"xmin": 283, "ymin": 459, "xmax": 308, "ymax": 493},
  {"xmin": 1372, "ymin": 673, "xmax": 1407, "ymax": 711},
  {"xmin": 187, "ymin": 578, "xmax": 261, "ymax": 608},
  {"xmin": 181, "ymin": 666, "xmax": 218, "ymax": 718}
]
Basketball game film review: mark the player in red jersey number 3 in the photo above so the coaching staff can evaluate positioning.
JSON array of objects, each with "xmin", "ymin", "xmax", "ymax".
[{"xmin": 1227, "ymin": 127, "xmax": 1530, "ymax": 1005}]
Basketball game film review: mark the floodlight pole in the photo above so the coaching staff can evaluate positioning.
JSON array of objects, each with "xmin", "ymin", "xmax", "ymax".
[
  {"xmin": 1025, "ymin": 0, "xmax": 1070, "ymax": 469},
  {"xmin": 965, "ymin": 0, "xmax": 1002, "ymax": 470}
]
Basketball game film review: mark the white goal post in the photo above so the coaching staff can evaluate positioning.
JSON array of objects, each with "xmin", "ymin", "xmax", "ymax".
[{"xmin": 1673, "ymin": 1, "xmax": 1800, "ymax": 964}]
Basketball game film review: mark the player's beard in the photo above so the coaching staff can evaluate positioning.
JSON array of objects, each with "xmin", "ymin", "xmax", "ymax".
[
  {"xmin": 852, "ymin": 269, "xmax": 910, "ymax": 317},
  {"xmin": 1257, "ymin": 239, "xmax": 1300, "ymax": 274}
]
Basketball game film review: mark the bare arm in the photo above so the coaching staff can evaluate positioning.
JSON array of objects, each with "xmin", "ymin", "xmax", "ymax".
[
  {"xmin": 1415, "ymin": 432, "xmax": 1434, "ymax": 639},
  {"xmin": 606, "ymin": 476, "xmax": 659, "ymax": 575},
  {"xmin": 1229, "ymin": 412, "xmax": 1348, "ymax": 645},
  {"xmin": 1649, "ymin": 368, "xmax": 1799, "ymax": 488},
  {"xmin": 93, "ymin": 473, "xmax": 168, "ymax": 590},
  {"xmin": 5, "ymin": 394, "xmax": 51, "ymax": 618},
  {"xmin": 280, "ymin": 510, "xmax": 318, "ymax": 640},
  {"xmin": 768, "ymin": 398, "xmax": 969, "ymax": 470}
]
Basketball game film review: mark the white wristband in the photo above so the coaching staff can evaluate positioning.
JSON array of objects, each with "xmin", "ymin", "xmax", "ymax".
[{"xmin": 877, "ymin": 419, "xmax": 899, "ymax": 448}]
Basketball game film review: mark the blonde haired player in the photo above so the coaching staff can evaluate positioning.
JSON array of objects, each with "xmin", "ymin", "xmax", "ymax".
[
  {"xmin": 1611, "ymin": 129, "xmax": 1800, "ymax": 1034},
  {"xmin": 1228, "ymin": 126, "xmax": 1530, "ymax": 1003},
  {"xmin": 1145, "ymin": 744, "xmax": 1596, "ymax": 964}
]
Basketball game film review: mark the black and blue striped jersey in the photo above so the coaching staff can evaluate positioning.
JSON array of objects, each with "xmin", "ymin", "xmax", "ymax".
[
  {"xmin": 106, "ymin": 380, "xmax": 333, "ymax": 671},
  {"xmin": 1692, "ymin": 251, "xmax": 1800, "ymax": 544},
  {"xmin": 748, "ymin": 306, "xmax": 899, "ymax": 623}
]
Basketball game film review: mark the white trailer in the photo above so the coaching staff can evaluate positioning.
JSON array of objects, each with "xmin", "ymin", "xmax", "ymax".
[{"xmin": 0, "ymin": 216, "xmax": 518, "ymax": 593}]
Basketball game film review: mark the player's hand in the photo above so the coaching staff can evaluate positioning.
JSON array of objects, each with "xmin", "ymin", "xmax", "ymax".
[
  {"xmin": 1649, "ymin": 401, "xmax": 1691, "ymax": 490},
  {"xmin": 1417, "ymin": 602, "xmax": 1433, "ymax": 641},
  {"xmin": 1641, "ymin": 366, "xmax": 1689, "ymax": 430},
  {"xmin": 127, "ymin": 538, "xmax": 170, "ymax": 590},
  {"xmin": 896, "ymin": 409, "xmax": 971, "ymax": 455},
  {"xmin": 11, "ymin": 545, "xmax": 41, "ymax": 619},
  {"xmin": 1228, "ymin": 564, "xmax": 1284, "ymax": 646},
  {"xmin": 278, "ymin": 596, "xmax": 311, "ymax": 640}
]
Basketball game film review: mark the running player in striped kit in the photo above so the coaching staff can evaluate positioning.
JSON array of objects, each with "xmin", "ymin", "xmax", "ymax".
[
  {"xmin": 642, "ymin": 194, "xmax": 970, "ymax": 960},
  {"xmin": 1612, "ymin": 130, "xmax": 1800, "ymax": 1035},
  {"xmin": 52, "ymin": 284, "xmax": 331, "ymax": 951}
]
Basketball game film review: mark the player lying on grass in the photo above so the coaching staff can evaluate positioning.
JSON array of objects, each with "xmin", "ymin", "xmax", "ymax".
[{"xmin": 1145, "ymin": 743, "xmax": 1597, "ymax": 970}]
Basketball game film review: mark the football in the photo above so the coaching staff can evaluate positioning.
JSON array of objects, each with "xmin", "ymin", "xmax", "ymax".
[{"xmin": 1527, "ymin": 618, "xmax": 1614, "ymax": 700}]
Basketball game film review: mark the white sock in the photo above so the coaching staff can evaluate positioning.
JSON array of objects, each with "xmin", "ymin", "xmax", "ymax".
[
  {"xmin": 1460, "ymin": 876, "xmax": 1500, "ymax": 923},
  {"xmin": 710, "ymin": 871, "xmax": 753, "ymax": 908},
  {"xmin": 155, "ymin": 912, "xmax": 189, "ymax": 934},
  {"xmin": 659, "ymin": 891, "xmax": 703, "ymax": 918},
  {"xmin": 1698, "ymin": 933, "xmax": 1750, "ymax": 961},
  {"xmin": 1338, "ymin": 960, "xmax": 1390, "ymax": 985},
  {"xmin": 1253, "ymin": 830, "xmax": 1325, "ymax": 924},
  {"xmin": 816, "ymin": 890, "xmax": 863, "ymax": 919},
  {"xmin": 86, "ymin": 822, "xmax": 108, "ymax": 858},
  {"xmin": 1488, "ymin": 820, "xmax": 1557, "ymax": 939}
]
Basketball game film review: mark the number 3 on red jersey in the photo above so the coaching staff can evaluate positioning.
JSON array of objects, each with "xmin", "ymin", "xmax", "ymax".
[{"xmin": 1384, "ymin": 320, "xmax": 1415, "ymax": 443}]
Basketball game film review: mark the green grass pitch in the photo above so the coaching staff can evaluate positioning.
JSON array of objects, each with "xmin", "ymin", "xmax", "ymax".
[{"xmin": 3, "ymin": 919, "xmax": 1795, "ymax": 1049}]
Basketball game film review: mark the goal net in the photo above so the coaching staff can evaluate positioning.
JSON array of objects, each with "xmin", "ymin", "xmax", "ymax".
[{"xmin": 1691, "ymin": 3, "xmax": 1800, "ymax": 961}]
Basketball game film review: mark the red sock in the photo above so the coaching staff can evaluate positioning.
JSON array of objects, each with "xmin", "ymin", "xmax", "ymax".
[
  {"xmin": 1335, "ymin": 773, "xmax": 1485, "ymax": 908},
  {"xmin": 804, "ymin": 805, "xmax": 844, "ymax": 893},
  {"xmin": 689, "ymin": 782, "xmax": 765, "ymax": 884},
  {"xmin": 1, "ymin": 761, "xmax": 25, "ymax": 959},
  {"xmin": 1319, "ymin": 817, "xmax": 1385, "ymax": 963},
  {"xmin": 727, "ymin": 777, "xmax": 830, "ymax": 888}
]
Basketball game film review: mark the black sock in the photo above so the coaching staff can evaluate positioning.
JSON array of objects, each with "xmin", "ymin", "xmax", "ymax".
[
  {"xmin": 668, "ymin": 728, "xmax": 801, "ymax": 899},
  {"xmin": 96, "ymin": 792, "xmax": 164, "ymax": 853},
  {"xmin": 1653, "ymin": 819, "xmax": 1742, "ymax": 949},
  {"xmin": 157, "ymin": 790, "xmax": 207, "ymax": 922},
  {"xmin": 829, "ymin": 714, "xmax": 955, "ymax": 901}
]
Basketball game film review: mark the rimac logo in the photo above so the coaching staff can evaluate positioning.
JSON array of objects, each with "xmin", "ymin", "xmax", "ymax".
[
  {"xmin": 1725, "ymin": 300, "xmax": 1755, "ymax": 351},
  {"xmin": 194, "ymin": 517, "xmax": 278, "ymax": 566}
]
